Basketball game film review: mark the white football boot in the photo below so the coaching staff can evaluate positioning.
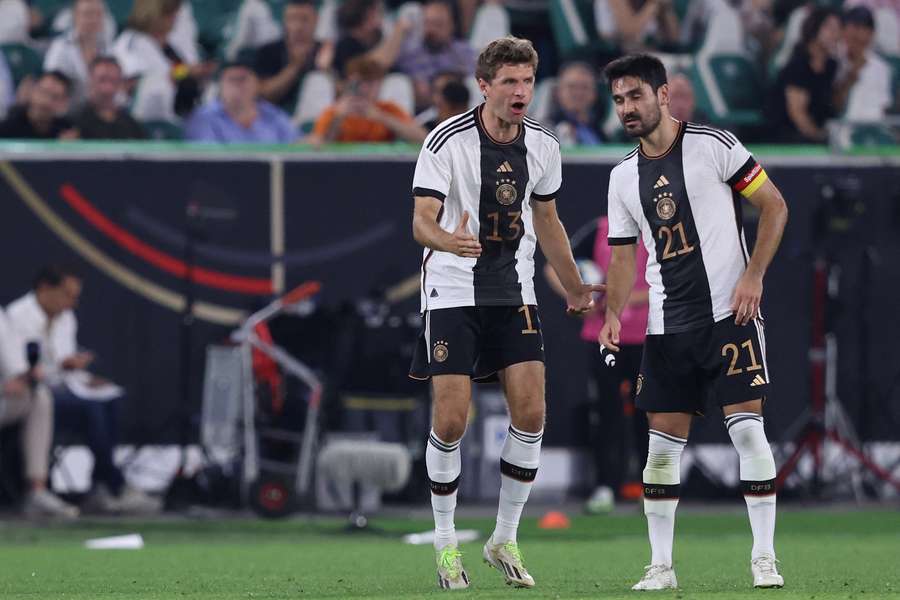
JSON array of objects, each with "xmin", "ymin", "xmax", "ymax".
[
  {"xmin": 751, "ymin": 555, "xmax": 784, "ymax": 588},
  {"xmin": 435, "ymin": 545, "xmax": 469, "ymax": 590},
  {"xmin": 482, "ymin": 537, "xmax": 535, "ymax": 588},
  {"xmin": 632, "ymin": 564, "xmax": 678, "ymax": 591}
]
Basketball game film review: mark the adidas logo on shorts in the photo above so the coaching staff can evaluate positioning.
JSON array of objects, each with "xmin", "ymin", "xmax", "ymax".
[{"xmin": 750, "ymin": 374, "xmax": 767, "ymax": 387}]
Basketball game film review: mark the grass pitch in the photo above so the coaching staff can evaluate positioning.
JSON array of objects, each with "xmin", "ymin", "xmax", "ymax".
[{"xmin": 0, "ymin": 508, "xmax": 897, "ymax": 599}]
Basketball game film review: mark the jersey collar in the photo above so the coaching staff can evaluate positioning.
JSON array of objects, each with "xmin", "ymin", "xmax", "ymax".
[{"xmin": 639, "ymin": 119, "xmax": 685, "ymax": 161}]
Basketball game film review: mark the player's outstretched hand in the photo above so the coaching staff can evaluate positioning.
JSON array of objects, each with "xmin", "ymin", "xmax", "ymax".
[
  {"xmin": 598, "ymin": 312, "xmax": 621, "ymax": 352},
  {"xmin": 565, "ymin": 283, "xmax": 606, "ymax": 316},
  {"xmin": 732, "ymin": 271, "xmax": 763, "ymax": 326},
  {"xmin": 448, "ymin": 212, "xmax": 482, "ymax": 258}
]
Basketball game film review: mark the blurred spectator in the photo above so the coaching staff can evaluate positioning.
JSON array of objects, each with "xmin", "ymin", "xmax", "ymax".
[
  {"xmin": 834, "ymin": 6, "xmax": 892, "ymax": 122},
  {"xmin": 43, "ymin": 0, "xmax": 111, "ymax": 107},
  {"xmin": 0, "ymin": 308, "xmax": 78, "ymax": 519},
  {"xmin": 73, "ymin": 57, "xmax": 147, "ymax": 139},
  {"xmin": 310, "ymin": 55, "xmax": 426, "ymax": 143},
  {"xmin": 766, "ymin": 6, "xmax": 841, "ymax": 143},
  {"xmin": 168, "ymin": 2, "xmax": 201, "ymax": 66},
  {"xmin": 0, "ymin": 71, "xmax": 77, "ymax": 139},
  {"xmin": 422, "ymin": 72, "xmax": 469, "ymax": 130},
  {"xmin": 396, "ymin": 0, "xmax": 475, "ymax": 110},
  {"xmin": 549, "ymin": 61, "xmax": 604, "ymax": 146},
  {"xmin": 186, "ymin": 59, "xmax": 297, "ymax": 143},
  {"xmin": 594, "ymin": 0, "xmax": 680, "ymax": 53},
  {"xmin": 255, "ymin": 0, "xmax": 325, "ymax": 112},
  {"xmin": 333, "ymin": 0, "xmax": 412, "ymax": 76},
  {"xmin": 0, "ymin": 51, "xmax": 14, "ymax": 118},
  {"xmin": 0, "ymin": 0, "xmax": 29, "ymax": 44},
  {"xmin": 114, "ymin": 0, "xmax": 214, "ymax": 119},
  {"xmin": 844, "ymin": 0, "xmax": 900, "ymax": 26},
  {"xmin": 738, "ymin": 0, "xmax": 780, "ymax": 63},
  {"xmin": 667, "ymin": 72, "xmax": 709, "ymax": 123},
  {"xmin": 7, "ymin": 265, "xmax": 161, "ymax": 515}
]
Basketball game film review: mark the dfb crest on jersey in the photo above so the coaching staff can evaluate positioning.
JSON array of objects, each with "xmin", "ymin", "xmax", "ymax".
[
  {"xmin": 496, "ymin": 178, "xmax": 517, "ymax": 205},
  {"xmin": 433, "ymin": 340, "xmax": 449, "ymax": 363},
  {"xmin": 654, "ymin": 191, "xmax": 676, "ymax": 220}
]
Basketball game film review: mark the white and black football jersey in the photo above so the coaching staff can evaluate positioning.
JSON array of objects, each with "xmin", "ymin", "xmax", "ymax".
[
  {"xmin": 607, "ymin": 121, "xmax": 771, "ymax": 334},
  {"xmin": 412, "ymin": 105, "xmax": 562, "ymax": 312}
]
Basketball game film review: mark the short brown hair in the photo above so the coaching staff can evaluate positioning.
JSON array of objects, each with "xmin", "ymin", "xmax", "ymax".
[
  {"xmin": 345, "ymin": 56, "xmax": 386, "ymax": 81},
  {"xmin": 476, "ymin": 36, "xmax": 538, "ymax": 83},
  {"xmin": 127, "ymin": 0, "xmax": 182, "ymax": 33}
]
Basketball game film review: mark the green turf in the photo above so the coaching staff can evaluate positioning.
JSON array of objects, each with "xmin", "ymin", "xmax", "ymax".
[{"xmin": 0, "ymin": 509, "xmax": 898, "ymax": 599}]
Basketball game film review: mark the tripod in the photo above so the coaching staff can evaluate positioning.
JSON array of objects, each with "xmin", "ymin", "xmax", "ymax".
[{"xmin": 775, "ymin": 257, "xmax": 900, "ymax": 496}]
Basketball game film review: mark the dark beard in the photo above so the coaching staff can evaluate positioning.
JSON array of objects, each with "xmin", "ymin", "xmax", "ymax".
[{"xmin": 623, "ymin": 105, "xmax": 662, "ymax": 138}]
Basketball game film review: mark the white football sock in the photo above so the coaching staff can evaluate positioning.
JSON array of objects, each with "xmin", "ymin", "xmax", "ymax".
[
  {"xmin": 726, "ymin": 413, "xmax": 777, "ymax": 560},
  {"xmin": 643, "ymin": 429, "xmax": 686, "ymax": 567},
  {"xmin": 492, "ymin": 426, "xmax": 542, "ymax": 544},
  {"xmin": 426, "ymin": 429, "xmax": 461, "ymax": 550}
]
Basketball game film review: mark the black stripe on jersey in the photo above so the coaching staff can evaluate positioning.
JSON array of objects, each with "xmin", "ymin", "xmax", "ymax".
[
  {"xmin": 426, "ymin": 109, "xmax": 476, "ymax": 152},
  {"xmin": 616, "ymin": 147, "xmax": 639, "ymax": 166},
  {"xmin": 421, "ymin": 206, "xmax": 443, "ymax": 309},
  {"xmin": 524, "ymin": 117, "xmax": 560, "ymax": 143},
  {"xmin": 686, "ymin": 122, "xmax": 737, "ymax": 143},
  {"xmin": 691, "ymin": 123, "xmax": 738, "ymax": 145},
  {"xmin": 609, "ymin": 236, "xmax": 638, "ymax": 246},
  {"xmin": 429, "ymin": 119, "xmax": 476, "ymax": 154},
  {"xmin": 524, "ymin": 123, "xmax": 560, "ymax": 144},
  {"xmin": 638, "ymin": 125, "xmax": 714, "ymax": 332},
  {"xmin": 731, "ymin": 189, "xmax": 750, "ymax": 266},
  {"xmin": 413, "ymin": 186, "xmax": 446, "ymax": 202},
  {"xmin": 473, "ymin": 107, "xmax": 529, "ymax": 306},
  {"xmin": 726, "ymin": 156, "xmax": 755, "ymax": 266},
  {"xmin": 685, "ymin": 125, "xmax": 734, "ymax": 149}
]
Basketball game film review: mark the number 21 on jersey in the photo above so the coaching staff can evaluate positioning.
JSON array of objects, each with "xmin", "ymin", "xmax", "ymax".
[{"xmin": 658, "ymin": 221, "xmax": 695, "ymax": 260}]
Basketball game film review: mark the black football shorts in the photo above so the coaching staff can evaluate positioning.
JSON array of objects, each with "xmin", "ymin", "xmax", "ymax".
[{"xmin": 409, "ymin": 305, "xmax": 545, "ymax": 382}]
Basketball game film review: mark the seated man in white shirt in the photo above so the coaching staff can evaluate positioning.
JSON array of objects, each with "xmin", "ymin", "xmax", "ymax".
[
  {"xmin": 834, "ymin": 5, "xmax": 892, "ymax": 121},
  {"xmin": 0, "ymin": 308, "xmax": 79, "ymax": 518},
  {"xmin": 7, "ymin": 265, "xmax": 160, "ymax": 515}
]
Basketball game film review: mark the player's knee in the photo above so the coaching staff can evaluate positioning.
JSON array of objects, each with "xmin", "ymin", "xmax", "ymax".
[
  {"xmin": 432, "ymin": 420, "xmax": 467, "ymax": 444},
  {"xmin": 511, "ymin": 405, "xmax": 545, "ymax": 434},
  {"xmin": 726, "ymin": 415, "xmax": 775, "ymax": 481},
  {"xmin": 643, "ymin": 430, "xmax": 686, "ymax": 485}
]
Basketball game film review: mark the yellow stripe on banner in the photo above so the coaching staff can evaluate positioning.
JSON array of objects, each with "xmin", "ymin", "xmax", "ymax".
[
  {"xmin": 342, "ymin": 395, "xmax": 419, "ymax": 412},
  {"xmin": 740, "ymin": 168, "xmax": 769, "ymax": 198},
  {"xmin": 0, "ymin": 161, "xmax": 245, "ymax": 326}
]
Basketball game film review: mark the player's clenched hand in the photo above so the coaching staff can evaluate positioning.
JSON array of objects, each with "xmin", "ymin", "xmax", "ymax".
[
  {"xmin": 565, "ymin": 283, "xmax": 606, "ymax": 316},
  {"xmin": 598, "ymin": 311, "xmax": 621, "ymax": 352},
  {"xmin": 732, "ymin": 271, "xmax": 763, "ymax": 326},
  {"xmin": 447, "ymin": 212, "xmax": 481, "ymax": 258}
]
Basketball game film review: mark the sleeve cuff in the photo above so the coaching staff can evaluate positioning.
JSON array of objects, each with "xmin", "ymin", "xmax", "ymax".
[
  {"xmin": 608, "ymin": 236, "xmax": 638, "ymax": 246},
  {"xmin": 531, "ymin": 188, "xmax": 560, "ymax": 202},
  {"xmin": 413, "ymin": 187, "xmax": 446, "ymax": 202}
]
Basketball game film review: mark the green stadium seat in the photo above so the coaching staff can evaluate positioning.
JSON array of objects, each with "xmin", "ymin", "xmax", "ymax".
[
  {"xmin": 193, "ymin": 0, "xmax": 243, "ymax": 56},
  {"xmin": 694, "ymin": 54, "xmax": 764, "ymax": 127},
  {"xmin": 32, "ymin": 0, "xmax": 72, "ymax": 30},
  {"xmin": 0, "ymin": 44, "xmax": 43, "ymax": 86},
  {"xmin": 142, "ymin": 120, "xmax": 184, "ymax": 140},
  {"xmin": 548, "ymin": 0, "xmax": 612, "ymax": 61},
  {"xmin": 849, "ymin": 124, "xmax": 897, "ymax": 146},
  {"xmin": 107, "ymin": 0, "xmax": 134, "ymax": 29}
]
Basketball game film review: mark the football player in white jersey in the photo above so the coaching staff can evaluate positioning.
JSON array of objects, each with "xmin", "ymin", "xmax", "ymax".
[
  {"xmin": 599, "ymin": 54, "xmax": 789, "ymax": 591},
  {"xmin": 409, "ymin": 37, "xmax": 603, "ymax": 590}
]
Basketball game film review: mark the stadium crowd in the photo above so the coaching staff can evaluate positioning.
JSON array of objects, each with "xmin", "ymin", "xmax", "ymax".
[{"xmin": 0, "ymin": 0, "xmax": 897, "ymax": 144}]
